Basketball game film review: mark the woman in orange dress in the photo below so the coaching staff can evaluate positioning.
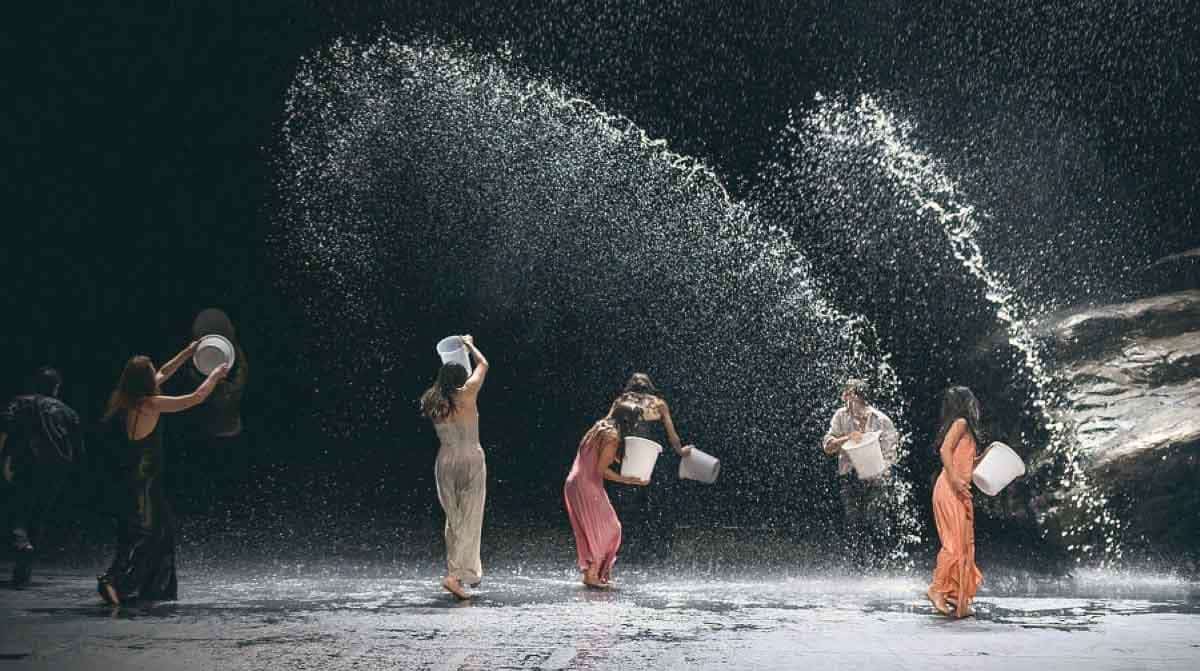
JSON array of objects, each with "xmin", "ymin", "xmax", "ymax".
[{"xmin": 927, "ymin": 386, "xmax": 984, "ymax": 618}]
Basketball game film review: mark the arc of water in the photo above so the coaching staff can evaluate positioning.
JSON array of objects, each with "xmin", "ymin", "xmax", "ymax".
[{"xmin": 808, "ymin": 94, "xmax": 1121, "ymax": 562}]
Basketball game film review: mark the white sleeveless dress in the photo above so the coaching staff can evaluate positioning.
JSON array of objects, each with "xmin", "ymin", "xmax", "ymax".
[{"xmin": 433, "ymin": 412, "xmax": 487, "ymax": 584}]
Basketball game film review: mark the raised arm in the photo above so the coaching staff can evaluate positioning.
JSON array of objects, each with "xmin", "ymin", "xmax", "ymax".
[
  {"xmin": 155, "ymin": 341, "xmax": 200, "ymax": 387},
  {"xmin": 657, "ymin": 399, "xmax": 690, "ymax": 457},
  {"xmin": 460, "ymin": 335, "xmax": 489, "ymax": 391},
  {"xmin": 598, "ymin": 429, "xmax": 646, "ymax": 486},
  {"xmin": 148, "ymin": 363, "xmax": 229, "ymax": 414},
  {"xmin": 939, "ymin": 418, "xmax": 970, "ymax": 497}
]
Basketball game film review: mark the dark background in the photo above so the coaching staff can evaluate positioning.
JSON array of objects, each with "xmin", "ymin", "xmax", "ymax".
[{"xmin": 3, "ymin": 1, "xmax": 1198, "ymax": 562}]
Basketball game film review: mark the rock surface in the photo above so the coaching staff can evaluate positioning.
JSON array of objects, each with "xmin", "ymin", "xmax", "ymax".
[{"xmin": 1030, "ymin": 287, "xmax": 1199, "ymax": 555}]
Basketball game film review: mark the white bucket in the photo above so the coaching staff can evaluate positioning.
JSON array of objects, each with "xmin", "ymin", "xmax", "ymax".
[
  {"xmin": 193, "ymin": 334, "xmax": 236, "ymax": 375},
  {"xmin": 843, "ymin": 431, "xmax": 886, "ymax": 480},
  {"xmin": 435, "ymin": 336, "xmax": 472, "ymax": 375},
  {"xmin": 679, "ymin": 446, "xmax": 720, "ymax": 484},
  {"xmin": 972, "ymin": 441, "xmax": 1025, "ymax": 496},
  {"xmin": 621, "ymin": 436, "xmax": 662, "ymax": 482}
]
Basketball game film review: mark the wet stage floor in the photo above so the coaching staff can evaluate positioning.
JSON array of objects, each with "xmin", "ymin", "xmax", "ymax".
[{"xmin": 2, "ymin": 561, "xmax": 1198, "ymax": 670}]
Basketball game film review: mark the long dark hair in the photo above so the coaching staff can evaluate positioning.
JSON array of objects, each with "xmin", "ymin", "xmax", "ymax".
[
  {"xmin": 933, "ymin": 386, "xmax": 982, "ymax": 452},
  {"xmin": 607, "ymin": 399, "xmax": 641, "ymax": 443},
  {"xmin": 617, "ymin": 372, "xmax": 665, "ymax": 414},
  {"xmin": 420, "ymin": 363, "xmax": 470, "ymax": 421},
  {"xmin": 104, "ymin": 356, "xmax": 160, "ymax": 421}
]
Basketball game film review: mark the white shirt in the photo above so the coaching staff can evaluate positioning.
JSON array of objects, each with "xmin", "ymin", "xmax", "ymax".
[{"xmin": 821, "ymin": 406, "xmax": 899, "ymax": 476}]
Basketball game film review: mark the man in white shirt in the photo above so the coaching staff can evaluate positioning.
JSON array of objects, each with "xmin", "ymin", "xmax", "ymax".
[{"xmin": 821, "ymin": 379, "xmax": 899, "ymax": 560}]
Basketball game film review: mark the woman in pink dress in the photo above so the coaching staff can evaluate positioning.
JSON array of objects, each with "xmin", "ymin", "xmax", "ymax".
[{"xmin": 564, "ymin": 400, "xmax": 647, "ymax": 588}]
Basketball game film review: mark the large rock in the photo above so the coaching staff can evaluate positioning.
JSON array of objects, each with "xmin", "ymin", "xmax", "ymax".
[{"xmin": 1035, "ymin": 288, "xmax": 1200, "ymax": 557}]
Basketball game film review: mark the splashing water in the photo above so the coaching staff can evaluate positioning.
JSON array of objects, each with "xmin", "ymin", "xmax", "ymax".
[
  {"xmin": 773, "ymin": 94, "xmax": 1123, "ymax": 562},
  {"xmin": 273, "ymin": 39, "xmax": 921, "ymax": 564}
]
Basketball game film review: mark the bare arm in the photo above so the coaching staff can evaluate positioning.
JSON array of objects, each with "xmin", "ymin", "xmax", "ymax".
[
  {"xmin": 148, "ymin": 363, "xmax": 228, "ymax": 414},
  {"xmin": 156, "ymin": 341, "xmax": 199, "ymax": 387},
  {"xmin": 657, "ymin": 399, "xmax": 688, "ymax": 456},
  {"xmin": 939, "ymin": 418, "xmax": 970, "ymax": 497},
  {"xmin": 598, "ymin": 430, "xmax": 646, "ymax": 485},
  {"xmin": 460, "ymin": 336, "xmax": 489, "ymax": 391}
]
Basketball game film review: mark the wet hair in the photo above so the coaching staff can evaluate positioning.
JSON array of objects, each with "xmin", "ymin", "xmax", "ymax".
[
  {"xmin": 104, "ymin": 356, "xmax": 160, "ymax": 420},
  {"xmin": 607, "ymin": 399, "xmax": 641, "ymax": 441},
  {"xmin": 420, "ymin": 363, "xmax": 470, "ymax": 421},
  {"xmin": 934, "ymin": 386, "xmax": 982, "ymax": 452},
  {"xmin": 26, "ymin": 366, "xmax": 63, "ymax": 397},
  {"xmin": 842, "ymin": 378, "xmax": 870, "ymax": 403},
  {"xmin": 622, "ymin": 372, "xmax": 660, "ymax": 398}
]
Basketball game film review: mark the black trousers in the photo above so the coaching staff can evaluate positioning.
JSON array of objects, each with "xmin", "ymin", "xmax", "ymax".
[
  {"xmin": 839, "ymin": 473, "xmax": 896, "ymax": 566},
  {"xmin": 7, "ymin": 465, "xmax": 68, "ymax": 583}
]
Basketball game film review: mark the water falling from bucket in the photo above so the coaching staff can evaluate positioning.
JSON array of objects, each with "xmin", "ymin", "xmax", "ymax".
[
  {"xmin": 275, "ymin": 38, "xmax": 922, "ymax": 564},
  {"xmin": 771, "ymin": 94, "xmax": 1124, "ymax": 562}
]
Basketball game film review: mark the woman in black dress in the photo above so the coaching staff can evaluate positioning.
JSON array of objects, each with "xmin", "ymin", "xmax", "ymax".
[{"xmin": 97, "ymin": 344, "xmax": 227, "ymax": 605}]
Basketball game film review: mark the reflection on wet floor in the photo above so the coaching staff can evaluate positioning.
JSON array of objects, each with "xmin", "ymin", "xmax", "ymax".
[
  {"xmin": 9, "ymin": 564, "xmax": 1200, "ymax": 624},
  {"xmin": 3, "ymin": 563, "xmax": 1199, "ymax": 669}
]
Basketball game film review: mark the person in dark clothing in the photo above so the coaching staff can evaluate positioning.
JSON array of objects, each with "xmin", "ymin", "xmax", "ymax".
[
  {"xmin": 606, "ymin": 373, "xmax": 693, "ymax": 563},
  {"xmin": 97, "ymin": 347, "xmax": 227, "ymax": 606},
  {"xmin": 1, "ymin": 367, "xmax": 84, "ymax": 587}
]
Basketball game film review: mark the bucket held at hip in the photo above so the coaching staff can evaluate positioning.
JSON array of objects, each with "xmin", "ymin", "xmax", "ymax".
[
  {"xmin": 436, "ymin": 336, "xmax": 473, "ymax": 375},
  {"xmin": 972, "ymin": 441, "xmax": 1025, "ymax": 496},
  {"xmin": 193, "ymin": 334, "xmax": 236, "ymax": 375},
  {"xmin": 621, "ymin": 437, "xmax": 663, "ymax": 482},
  {"xmin": 843, "ymin": 431, "xmax": 887, "ymax": 480},
  {"xmin": 679, "ymin": 446, "xmax": 720, "ymax": 484}
]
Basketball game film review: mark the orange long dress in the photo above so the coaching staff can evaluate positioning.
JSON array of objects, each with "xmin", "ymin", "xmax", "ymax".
[{"xmin": 930, "ymin": 431, "xmax": 983, "ymax": 616}]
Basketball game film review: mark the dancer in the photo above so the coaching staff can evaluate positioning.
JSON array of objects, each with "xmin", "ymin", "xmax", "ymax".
[
  {"xmin": 820, "ymin": 378, "xmax": 899, "ymax": 558},
  {"xmin": 420, "ymin": 335, "xmax": 488, "ymax": 600},
  {"xmin": 1, "ymin": 367, "xmax": 84, "ymax": 587},
  {"xmin": 608, "ymin": 373, "xmax": 692, "ymax": 460},
  {"xmin": 926, "ymin": 386, "xmax": 984, "ymax": 618},
  {"xmin": 98, "ymin": 345, "xmax": 228, "ymax": 605},
  {"xmin": 564, "ymin": 400, "xmax": 647, "ymax": 588},
  {"xmin": 607, "ymin": 373, "xmax": 692, "ymax": 560}
]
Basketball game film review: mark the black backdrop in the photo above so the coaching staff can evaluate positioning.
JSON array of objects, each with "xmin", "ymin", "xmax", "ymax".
[{"xmin": 4, "ymin": 1, "xmax": 1198, "ymax": 556}]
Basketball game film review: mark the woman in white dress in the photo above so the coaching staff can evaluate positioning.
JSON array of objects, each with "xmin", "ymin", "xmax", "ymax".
[{"xmin": 420, "ymin": 335, "xmax": 489, "ymax": 600}]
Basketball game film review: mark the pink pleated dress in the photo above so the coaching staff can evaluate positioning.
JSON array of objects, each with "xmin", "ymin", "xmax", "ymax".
[{"xmin": 563, "ymin": 420, "xmax": 622, "ymax": 581}]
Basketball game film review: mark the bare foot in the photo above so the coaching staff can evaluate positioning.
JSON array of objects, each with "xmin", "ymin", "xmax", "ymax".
[
  {"xmin": 442, "ymin": 576, "xmax": 470, "ymax": 600},
  {"xmin": 582, "ymin": 568, "xmax": 608, "ymax": 590},
  {"xmin": 926, "ymin": 588, "xmax": 950, "ymax": 615}
]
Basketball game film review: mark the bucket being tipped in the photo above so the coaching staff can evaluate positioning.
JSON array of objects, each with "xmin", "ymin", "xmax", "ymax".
[
  {"xmin": 679, "ymin": 446, "xmax": 720, "ymax": 484},
  {"xmin": 972, "ymin": 441, "xmax": 1025, "ymax": 496},
  {"xmin": 843, "ymin": 431, "xmax": 887, "ymax": 480},
  {"xmin": 435, "ymin": 336, "xmax": 472, "ymax": 375},
  {"xmin": 621, "ymin": 436, "xmax": 662, "ymax": 482},
  {"xmin": 193, "ymin": 334, "xmax": 236, "ymax": 375}
]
